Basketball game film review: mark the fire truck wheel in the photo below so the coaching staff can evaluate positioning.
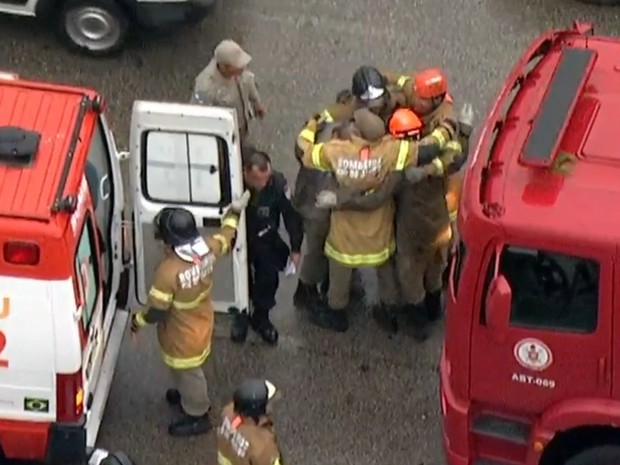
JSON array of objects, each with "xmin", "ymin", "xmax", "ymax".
[
  {"xmin": 565, "ymin": 445, "xmax": 620, "ymax": 465},
  {"xmin": 56, "ymin": 0, "xmax": 129, "ymax": 57}
]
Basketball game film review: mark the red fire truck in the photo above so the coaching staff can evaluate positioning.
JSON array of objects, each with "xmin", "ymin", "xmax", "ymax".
[
  {"xmin": 0, "ymin": 72, "xmax": 248, "ymax": 463},
  {"xmin": 441, "ymin": 21, "xmax": 620, "ymax": 465}
]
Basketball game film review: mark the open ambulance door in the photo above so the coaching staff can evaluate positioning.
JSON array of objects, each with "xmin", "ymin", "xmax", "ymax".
[{"xmin": 129, "ymin": 101, "xmax": 249, "ymax": 314}]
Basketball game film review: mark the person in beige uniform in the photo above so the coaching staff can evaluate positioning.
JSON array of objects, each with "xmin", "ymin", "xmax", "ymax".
[
  {"xmin": 217, "ymin": 379, "xmax": 283, "ymax": 465},
  {"xmin": 131, "ymin": 192, "xmax": 250, "ymax": 437},
  {"xmin": 191, "ymin": 39, "xmax": 266, "ymax": 146}
]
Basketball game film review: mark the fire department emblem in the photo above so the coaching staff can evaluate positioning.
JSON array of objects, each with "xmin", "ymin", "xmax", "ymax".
[{"xmin": 513, "ymin": 338, "xmax": 552, "ymax": 371}]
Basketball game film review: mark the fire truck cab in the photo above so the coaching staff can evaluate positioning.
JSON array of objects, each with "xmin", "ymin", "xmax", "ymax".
[
  {"xmin": 0, "ymin": 73, "xmax": 247, "ymax": 463},
  {"xmin": 441, "ymin": 21, "xmax": 620, "ymax": 465}
]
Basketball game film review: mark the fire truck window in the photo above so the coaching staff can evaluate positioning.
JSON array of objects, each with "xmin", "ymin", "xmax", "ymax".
[
  {"xmin": 144, "ymin": 131, "xmax": 231, "ymax": 206},
  {"xmin": 500, "ymin": 246, "xmax": 599, "ymax": 333},
  {"xmin": 74, "ymin": 217, "xmax": 101, "ymax": 329}
]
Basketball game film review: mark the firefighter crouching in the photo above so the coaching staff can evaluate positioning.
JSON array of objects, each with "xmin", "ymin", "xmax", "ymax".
[
  {"xmin": 386, "ymin": 104, "xmax": 471, "ymax": 341},
  {"xmin": 217, "ymin": 379, "xmax": 283, "ymax": 465},
  {"xmin": 297, "ymin": 108, "xmax": 459, "ymax": 332},
  {"xmin": 131, "ymin": 192, "xmax": 251, "ymax": 437}
]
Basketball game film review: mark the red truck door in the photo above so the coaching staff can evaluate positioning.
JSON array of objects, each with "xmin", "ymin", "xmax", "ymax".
[{"xmin": 469, "ymin": 241, "xmax": 613, "ymax": 414}]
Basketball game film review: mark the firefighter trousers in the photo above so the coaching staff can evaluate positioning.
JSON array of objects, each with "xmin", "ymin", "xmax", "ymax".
[
  {"xmin": 397, "ymin": 245, "xmax": 449, "ymax": 305},
  {"xmin": 169, "ymin": 365, "xmax": 210, "ymax": 417},
  {"xmin": 327, "ymin": 256, "xmax": 400, "ymax": 309},
  {"xmin": 300, "ymin": 218, "xmax": 330, "ymax": 286}
]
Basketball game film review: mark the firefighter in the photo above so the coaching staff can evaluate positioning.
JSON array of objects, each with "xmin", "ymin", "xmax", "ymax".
[
  {"xmin": 217, "ymin": 379, "xmax": 283, "ymax": 465},
  {"xmin": 389, "ymin": 103, "xmax": 472, "ymax": 340},
  {"xmin": 293, "ymin": 66, "xmax": 403, "ymax": 309},
  {"xmin": 130, "ymin": 192, "xmax": 250, "ymax": 437},
  {"xmin": 316, "ymin": 108, "xmax": 468, "ymax": 333},
  {"xmin": 297, "ymin": 108, "xmax": 461, "ymax": 332},
  {"xmin": 231, "ymin": 148, "xmax": 304, "ymax": 346}
]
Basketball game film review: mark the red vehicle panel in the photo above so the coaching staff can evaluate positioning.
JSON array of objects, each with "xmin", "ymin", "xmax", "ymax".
[{"xmin": 442, "ymin": 21, "xmax": 620, "ymax": 465}]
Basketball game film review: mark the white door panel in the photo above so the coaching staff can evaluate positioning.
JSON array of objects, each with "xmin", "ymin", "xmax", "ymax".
[{"xmin": 129, "ymin": 101, "xmax": 248, "ymax": 314}]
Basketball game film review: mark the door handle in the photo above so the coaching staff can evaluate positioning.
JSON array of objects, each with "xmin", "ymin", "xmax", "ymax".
[{"xmin": 598, "ymin": 357, "xmax": 610, "ymax": 384}]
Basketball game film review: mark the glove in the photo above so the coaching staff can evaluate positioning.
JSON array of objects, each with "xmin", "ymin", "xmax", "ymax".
[
  {"xmin": 315, "ymin": 190, "xmax": 338, "ymax": 208},
  {"xmin": 458, "ymin": 103, "xmax": 475, "ymax": 137},
  {"xmin": 404, "ymin": 166, "xmax": 428, "ymax": 184},
  {"xmin": 229, "ymin": 190, "xmax": 251, "ymax": 214}
]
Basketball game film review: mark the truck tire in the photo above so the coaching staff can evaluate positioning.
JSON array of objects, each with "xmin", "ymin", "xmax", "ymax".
[
  {"xmin": 565, "ymin": 446, "xmax": 620, "ymax": 465},
  {"xmin": 577, "ymin": 0, "xmax": 620, "ymax": 5},
  {"xmin": 56, "ymin": 0, "xmax": 129, "ymax": 57}
]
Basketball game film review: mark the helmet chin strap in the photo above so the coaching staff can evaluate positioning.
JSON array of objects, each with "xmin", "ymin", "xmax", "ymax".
[{"xmin": 174, "ymin": 237, "xmax": 210, "ymax": 263}]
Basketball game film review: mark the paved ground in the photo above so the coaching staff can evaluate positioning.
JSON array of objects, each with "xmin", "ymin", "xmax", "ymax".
[{"xmin": 2, "ymin": 1, "xmax": 620, "ymax": 464}]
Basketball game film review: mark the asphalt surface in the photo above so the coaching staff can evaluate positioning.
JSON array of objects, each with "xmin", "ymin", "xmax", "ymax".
[{"xmin": 2, "ymin": 1, "xmax": 620, "ymax": 464}]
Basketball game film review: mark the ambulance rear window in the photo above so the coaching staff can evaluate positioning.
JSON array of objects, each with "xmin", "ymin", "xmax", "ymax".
[{"xmin": 0, "ymin": 126, "xmax": 41, "ymax": 166}]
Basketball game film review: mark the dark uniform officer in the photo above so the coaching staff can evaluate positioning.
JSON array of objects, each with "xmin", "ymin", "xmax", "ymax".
[
  {"xmin": 231, "ymin": 148, "xmax": 304, "ymax": 346},
  {"xmin": 217, "ymin": 379, "xmax": 283, "ymax": 465}
]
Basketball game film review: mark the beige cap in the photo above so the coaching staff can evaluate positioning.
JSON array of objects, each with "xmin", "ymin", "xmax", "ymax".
[
  {"xmin": 353, "ymin": 109, "xmax": 387, "ymax": 142},
  {"xmin": 214, "ymin": 39, "xmax": 252, "ymax": 69}
]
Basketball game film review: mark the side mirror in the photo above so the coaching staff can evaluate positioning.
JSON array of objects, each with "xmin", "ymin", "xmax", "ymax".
[{"xmin": 485, "ymin": 274, "xmax": 512, "ymax": 338}]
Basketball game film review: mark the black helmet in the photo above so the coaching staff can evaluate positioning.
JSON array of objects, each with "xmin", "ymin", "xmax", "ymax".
[
  {"xmin": 351, "ymin": 66, "xmax": 386, "ymax": 104},
  {"xmin": 153, "ymin": 207, "xmax": 199, "ymax": 247},
  {"xmin": 233, "ymin": 379, "xmax": 277, "ymax": 419}
]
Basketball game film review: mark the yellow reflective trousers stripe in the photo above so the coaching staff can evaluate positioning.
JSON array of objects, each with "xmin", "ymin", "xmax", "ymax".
[
  {"xmin": 449, "ymin": 209, "xmax": 458, "ymax": 222},
  {"xmin": 394, "ymin": 140, "xmax": 411, "ymax": 170},
  {"xmin": 149, "ymin": 287, "xmax": 173, "ymax": 303},
  {"xmin": 172, "ymin": 288, "xmax": 211, "ymax": 310},
  {"xmin": 396, "ymin": 75, "xmax": 410, "ymax": 87},
  {"xmin": 298, "ymin": 128, "xmax": 315, "ymax": 142},
  {"xmin": 324, "ymin": 241, "xmax": 395, "ymax": 266},
  {"xmin": 162, "ymin": 344, "xmax": 211, "ymax": 369},
  {"xmin": 218, "ymin": 452, "xmax": 233, "ymax": 465}
]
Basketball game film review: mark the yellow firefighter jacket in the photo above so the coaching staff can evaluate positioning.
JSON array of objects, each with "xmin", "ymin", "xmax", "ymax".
[
  {"xmin": 297, "ymin": 119, "xmax": 456, "ymax": 267},
  {"xmin": 217, "ymin": 403, "xmax": 282, "ymax": 465},
  {"xmin": 142, "ymin": 210, "xmax": 240, "ymax": 369}
]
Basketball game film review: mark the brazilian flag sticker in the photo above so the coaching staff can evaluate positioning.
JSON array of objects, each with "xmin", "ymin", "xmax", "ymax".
[{"xmin": 24, "ymin": 397, "xmax": 49, "ymax": 413}]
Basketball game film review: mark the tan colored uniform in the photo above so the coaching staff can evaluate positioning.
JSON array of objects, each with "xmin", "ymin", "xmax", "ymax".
[
  {"xmin": 192, "ymin": 59, "xmax": 262, "ymax": 146},
  {"xmin": 297, "ymin": 119, "xmax": 456, "ymax": 309},
  {"xmin": 217, "ymin": 403, "xmax": 282, "ymax": 465},
  {"xmin": 146, "ymin": 212, "xmax": 240, "ymax": 415},
  {"xmin": 383, "ymin": 72, "xmax": 463, "ymax": 304}
]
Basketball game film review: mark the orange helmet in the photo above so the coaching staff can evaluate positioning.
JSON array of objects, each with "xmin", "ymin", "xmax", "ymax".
[
  {"xmin": 389, "ymin": 108, "xmax": 423, "ymax": 139},
  {"xmin": 414, "ymin": 68, "xmax": 448, "ymax": 99}
]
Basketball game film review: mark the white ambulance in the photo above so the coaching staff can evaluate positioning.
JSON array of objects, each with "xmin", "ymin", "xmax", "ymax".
[{"xmin": 0, "ymin": 71, "xmax": 248, "ymax": 463}]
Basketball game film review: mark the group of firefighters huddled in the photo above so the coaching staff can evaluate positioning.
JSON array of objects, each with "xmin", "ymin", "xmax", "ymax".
[
  {"xmin": 291, "ymin": 65, "xmax": 473, "ymax": 340},
  {"xmin": 129, "ymin": 65, "xmax": 473, "ymax": 463}
]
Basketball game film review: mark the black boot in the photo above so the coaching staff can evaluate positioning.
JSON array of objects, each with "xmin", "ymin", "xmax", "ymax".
[
  {"xmin": 168, "ymin": 413, "xmax": 212, "ymax": 437},
  {"xmin": 308, "ymin": 304, "xmax": 349, "ymax": 332},
  {"xmin": 319, "ymin": 278, "xmax": 329, "ymax": 300},
  {"xmin": 372, "ymin": 304, "xmax": 399, "ymax": 334},
  {"xmin": 425, "ymin": 290, "xmax": 443, "ymax": 322},
  {"xmin": 165, "ymin": 389, "xmax": 181, "ymax": 407},
  {"xmin": 407, "ymin": 303, "xmax": 430, "ymax": 342},
  {"xmin": 230, "ymin": 307, "xmax": 249, "ymax": 343},
  {"xmin": 250, "ymin": 310, "xmax": 279, "ymax": 345},
  {"xmin": 293, "ymin": 280, "xmax": 320, "ymax": 309}
]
